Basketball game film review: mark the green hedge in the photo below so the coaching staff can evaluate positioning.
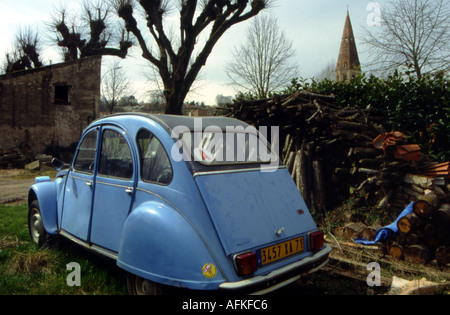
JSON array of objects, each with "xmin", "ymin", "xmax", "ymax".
[{"xmin": 281, "ymin": 72, "xmax": 450, "ymax": 162}]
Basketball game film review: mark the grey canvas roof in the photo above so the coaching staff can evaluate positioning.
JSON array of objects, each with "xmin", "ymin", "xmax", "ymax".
[
  {"xmin": 150, "ymin": 114, "xmax": 251, "ymax": 133},
  {"xmin": 101, "ymin": 113, "xmax": 252, "ymax": 134}
]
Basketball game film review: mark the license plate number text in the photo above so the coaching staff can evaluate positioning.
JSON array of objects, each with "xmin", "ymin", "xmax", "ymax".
[{"xmin": 258, "ymin": 237, "xmax": 304, "ymax": 265}]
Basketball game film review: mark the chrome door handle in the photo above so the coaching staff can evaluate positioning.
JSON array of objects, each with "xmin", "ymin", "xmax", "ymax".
[
  {"xmin": 85, "ymin": 181, "xmax": 92, "ymax": 188},
  {"xmin": 125, "ymin": 187, "xmax": 133, "ymax": 195}
]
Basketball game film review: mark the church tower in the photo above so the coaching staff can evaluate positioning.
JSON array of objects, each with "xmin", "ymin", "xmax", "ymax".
[{"xmin": 336, "ymin": 10, "xmax": 361, "ymax": 82}]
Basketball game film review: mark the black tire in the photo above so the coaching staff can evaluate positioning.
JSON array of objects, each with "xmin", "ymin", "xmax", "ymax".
[
  {"xmin": 28, "ymin": 200, "xmax": 49, "ymax": 247},
  {"xmin": 126, "ymin": 273, "xmax": 166, "ymax": 295}
]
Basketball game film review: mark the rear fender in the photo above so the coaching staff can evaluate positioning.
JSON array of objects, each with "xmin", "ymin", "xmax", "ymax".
[
  {"xmin": 28, "ymin": 177, "xmax": 58, "ymax": 235},
  {"xmin": 117, "ymin": 201, "xmax": 225, "ymax": 290}
]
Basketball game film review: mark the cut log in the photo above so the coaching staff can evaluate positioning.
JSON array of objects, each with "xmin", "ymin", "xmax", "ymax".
[
  {"xmin": 424, "ymin": 236, "xmax": 440, "ymax": 249},
  {"xmin": 395, "ymin": 232, "xmax": 407, "ymax": 245},
  {"xmin": 423, "ymin": 223, "xmax": 436, "ymax": 237},
  {"xmin": 312, "ymin": 160, "xmax": 326, "ymax": 214},
  {"xmin": 397, "ymin": 213, "xmax": 422, "ymax": 234},
  {"xmin": 435, "ymin": 225, "xmax": 448, "ymax": 239},
  {"xmin": 360, "ymin": 226, "xmax": 377, "ymax": 241},
  {"xmin": 296, "ymin": 143, "xmax": 309, "ymax": 208},
  {"xmin": 413, "ymin": 192, "xmax": 440, "ymax": 218},
  {"xmin": 404, "ymin": 245, "xmax": 432, "ymax": 265},
  {"xmin": 432, "ymin": 204, "xmax": 450, "ymax": 226},
  {"xmin": 403, "ymin": 174, "xmax": 434, "ymax": 188},
  {"xmin": 286, "ymin": 151, "xmax": 295, "ymax": 173},
  {"xmin": 343, "ymin": 222, "xmax": 366, "ymax": 241},
  {"xmin": 405, "ymin": 233, "xmax": 422, "ymax": 246},
  {"xmin": 350, "ymin": 147, "xmax": 380, "ymax": 157},
  {"xmin": 435, "ymin": 246, "xmax": 450, "ymax": 266},
  {"xmin": 389, "ymin": 243, "xmax": 404, "ymax": 259}
]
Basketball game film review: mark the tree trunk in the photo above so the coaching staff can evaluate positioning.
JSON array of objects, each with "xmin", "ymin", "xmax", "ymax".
[
  {"xmin": 165, "ymin": 97, "xmax": 184, "ymax": 115},
  {"xmin": 164, "ymin": 79, "xmax": 186, "ymax": 115}
]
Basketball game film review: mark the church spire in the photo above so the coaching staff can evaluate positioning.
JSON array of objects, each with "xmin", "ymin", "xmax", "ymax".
[{"xmin": 336, "ymin": 9, "xmax": 361, "ymax": 82}]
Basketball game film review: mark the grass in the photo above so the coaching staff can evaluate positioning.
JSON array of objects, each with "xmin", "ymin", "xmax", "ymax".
[{"xmin": 0, "ymin": 203, "xmax": 128, "ymax": 295}]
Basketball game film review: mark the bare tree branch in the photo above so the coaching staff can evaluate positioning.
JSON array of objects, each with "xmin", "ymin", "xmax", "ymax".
[
  {"xmin": 2, "ymin": 26, "xmax": 43, "ymax": 73},
  {"xmin": 50, "ymin": 1, "xmax": 133, "ymax": 61},
  {"xmin": 16, "ymin": 27, "xmax": 44, "ymax": 68},
  {"xmin": 361, "ymin": 0, "xmax": 450, "ymax": 78}
]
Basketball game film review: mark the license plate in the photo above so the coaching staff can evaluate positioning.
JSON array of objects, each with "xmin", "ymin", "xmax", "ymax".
[{"xmin": 257, "ymin": 237, "xmax": 304, "ymax": 265}]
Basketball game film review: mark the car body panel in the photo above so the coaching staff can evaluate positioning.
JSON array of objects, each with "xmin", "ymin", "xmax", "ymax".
[
  {"xmin": 90, "ymin": 175, "xmax": 135, "ymax": 252},
  {"xmin": 194, "ymin": 169, "xmax": 317, "ymax": 256},
  {"xmin": 60, "ymin": 172, "xmax": 95, "ymax": 240},
  {"xmin": 28, "ymin": 178, "xmax": 58, "ymax": 235},
  {"xmin": 117, "ymin": 200, "xmax": 226, "ymax": 290}
]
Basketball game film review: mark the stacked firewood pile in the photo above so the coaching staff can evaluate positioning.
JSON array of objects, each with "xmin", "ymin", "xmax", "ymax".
[
  {"xmin": 224, "ymin": 90, "xmax": 386, "ymax": 213},
  {"xmin": 223, "ymin": 91, "xmax": 450, "ymax": 265},
  {"xmin": 390, "ymin": 193, "xmax": 450, "ymax": 266},
  {"xmin": 223, "ymin": 91, "xmax": 448, "ymax": 212}
]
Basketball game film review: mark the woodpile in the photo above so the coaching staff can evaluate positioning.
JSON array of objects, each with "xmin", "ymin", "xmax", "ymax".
[
  {"xmin": 0, "ymin": 149, "xmax": 54, "ymax": 170},
  {"xmin": 0, "ymin": 148, "xmax": 27, "ymax": 169},
  {"xmin": 223, "ymin": 91, "xmax": 450, "ymax": 266},
  {"xmin": 223, "ymin": 90, "xmax": 387, "ymax": 214},
  {"xmin": 390, "ymin": 194, "xmax": 450, "ymax": 266},
  {"xmin": 223, "ymin": 90, "xmax": 449, "ymax": 215}
]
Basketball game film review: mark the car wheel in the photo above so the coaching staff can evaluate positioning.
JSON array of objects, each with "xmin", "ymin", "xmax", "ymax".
[
  {"xmin": 127, "ymin": 273, "xmax": 166, "ymax": 295},
  {"xmin": 28, "ymin": 200, "xmax": 49, "ymax": 247}
]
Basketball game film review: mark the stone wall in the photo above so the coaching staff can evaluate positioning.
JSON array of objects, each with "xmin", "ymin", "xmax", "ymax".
[{"xmin": 0, "ymin": 56, "xmax": 101, "ymax": 162}]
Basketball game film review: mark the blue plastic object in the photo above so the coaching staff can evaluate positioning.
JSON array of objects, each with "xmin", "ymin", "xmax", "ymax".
[{"xmin": 354, "ymin": 202, "xmax": 414, "ymax": 245}]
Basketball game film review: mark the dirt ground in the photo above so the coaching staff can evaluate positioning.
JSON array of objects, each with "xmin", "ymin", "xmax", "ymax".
[{"xmin": 0, "ymin": 169, "xmax": 53, "ymax": 204}]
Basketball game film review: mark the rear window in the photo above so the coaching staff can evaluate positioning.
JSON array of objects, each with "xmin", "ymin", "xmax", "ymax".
[{"xmin": 177, "ymin": 127, "xmax": 276, "ymax": 166}]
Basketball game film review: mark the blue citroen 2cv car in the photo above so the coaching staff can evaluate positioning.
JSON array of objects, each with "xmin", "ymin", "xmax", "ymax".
[{"xmin": 28, "ymin": 113, "xmax": 331, "ymax": 294}]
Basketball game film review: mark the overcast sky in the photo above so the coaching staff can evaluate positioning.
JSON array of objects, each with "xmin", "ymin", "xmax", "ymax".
[{"xmin": 0, "ymin": 0, "xmax": 388, "ymax": 105}]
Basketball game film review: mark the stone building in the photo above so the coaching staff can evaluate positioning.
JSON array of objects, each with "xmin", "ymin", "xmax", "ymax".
[
  {"xmin": 336, "ymin": 10, "xmax": 361, "ymax": 82},
  {"xmin": 0, "ymin": 56, "xmax": 101, "ymax": 162}
]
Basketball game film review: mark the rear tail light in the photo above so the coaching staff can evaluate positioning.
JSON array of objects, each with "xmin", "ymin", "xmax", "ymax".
[
  {"xmin": 309, "ymin": 230, "xmax": 324, "ymax": 251},
  {"xmin": 234, "ymin": 252, "xmax": 258, "ymax": 276}
]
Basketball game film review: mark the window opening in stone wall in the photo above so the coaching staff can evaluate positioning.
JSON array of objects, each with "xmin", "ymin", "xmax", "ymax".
[{"xmin": 54, "ymin": 84, "xmax": 71, "ymax": 104}]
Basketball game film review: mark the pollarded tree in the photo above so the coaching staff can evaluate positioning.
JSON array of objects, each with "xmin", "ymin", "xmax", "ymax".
[
  {"xmin": 50, "ymin": 1, "xmax": 133, "ymax": 61},
  {"xmin": 114, "ymin": 0, "xmax": 270, "ymax": 115},
  {"xmin": 3, "ymin": 27, "xmax": 44, "ymax": 73}
]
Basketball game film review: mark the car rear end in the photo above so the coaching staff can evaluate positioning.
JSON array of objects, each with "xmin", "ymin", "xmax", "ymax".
[
  {"xmin": 194, "ymin": 168, "xmax": 331, "ymax": 294},
  {"xmin": 164, "ymin": 115, "xmax": 331, "ymax": 293}
]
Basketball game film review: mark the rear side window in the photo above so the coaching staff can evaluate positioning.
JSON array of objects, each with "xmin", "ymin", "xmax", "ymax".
[
  {"xmin": 98, "ymin": 129, "xmax": 133, "ymax": 179},
  {"xmin": 137, "ymin": 129, "xmax": 173, "ymax": 185},
  {"xmin": 73, "ymin": 129, "xmax": 98, "ymax": 174}
]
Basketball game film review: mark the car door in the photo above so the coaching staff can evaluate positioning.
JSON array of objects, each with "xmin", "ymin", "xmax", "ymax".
[
  {"xmin": 89, "ymin": 127, "xmax": 136, "ymax": 253},
  {"xmin": 61, "ymin": 128, "xmax": 98, "ymax": 241}
]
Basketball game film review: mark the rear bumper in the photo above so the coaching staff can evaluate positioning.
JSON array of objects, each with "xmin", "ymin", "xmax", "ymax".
[{"xmin": 219, "ymin": 244, "xmax": 332, "ymax": 295}]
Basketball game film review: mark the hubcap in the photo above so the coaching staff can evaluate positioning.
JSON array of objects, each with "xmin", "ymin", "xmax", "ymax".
[
  {"xmin": 30, "ymin": 208, "xmax": 42, "ymax": 243},
  {"xmin": 134, "ymin": 277, "xmax": 158, "ymax": 295}
]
